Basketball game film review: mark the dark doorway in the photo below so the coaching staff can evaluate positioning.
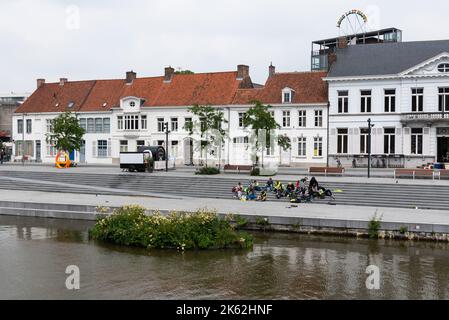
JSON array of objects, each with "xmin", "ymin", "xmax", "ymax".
[{"xmin": 437, "ymin": 137, "xmax": 449, "ymax": 162}]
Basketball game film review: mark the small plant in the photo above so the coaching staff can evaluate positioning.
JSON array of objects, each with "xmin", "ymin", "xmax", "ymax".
[
  {"xmin": 368, "ymin": 214, "xmax": 382, "ymax": 239},
  {"xmin": 255, "ymin": 217, "xmax": 270, "ymax": 226},
  {"xmin": 95, "ymin": 206, "xmax": 110, "ymax": 214},
  {"xmin": 234, "ymin": 215, "xmax": 249, "ymax": 228},
  {"xmin": 399, "ymin": 226, "xmax": 408, "ymax": 235},
  {"xmin": 195, "ymin": 167, "xmax": 220, "ymax": 175}
]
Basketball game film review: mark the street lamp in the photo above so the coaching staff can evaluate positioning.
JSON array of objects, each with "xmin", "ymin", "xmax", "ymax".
[
  {"xmin": 164, "ymin": 122, "xmax": 170, "ymax": 172},
  {"xmin": 22, "ymin": 113, "xmax": 26, "ymax": 166},
  {"xmin": 367, "ymin": 118, "xmax": 375, "ymax": 178}
]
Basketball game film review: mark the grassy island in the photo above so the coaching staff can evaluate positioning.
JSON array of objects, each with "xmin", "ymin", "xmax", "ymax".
[{"xmin": 90, "ymin": 205, "xmax": 253, "ymax": 250}]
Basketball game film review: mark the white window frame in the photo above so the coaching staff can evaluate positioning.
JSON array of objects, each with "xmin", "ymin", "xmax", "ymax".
[
  {"xmin": 238, "ymin": 113, "xmax": 245, "ymax": 128},
  {"xmin": 360, "ymin": 128, "xmax": 369, "ymax": 154},
  {"xmin": 384, "ymin": 89, "xmax": 396, "ymax": 113},
  {"xmin": 411, "ymin": 88, "xmax": 424, "ymax": 112},
  {"xmin": 124, "ymin": 114, "xmax": 139, "ymax": 131},
  {"xmin": 158, "ymin": 118, "xmax": 165, "ymax": 132},
  {"xmin": 117, "ymin": 116, "xmax": 123, "ymax": 130},
  {"xmin": 337, "ymin": 129, "xmax": 348, "ymax": 154},
  {"xmin": 313, "ymin": 136, "xmax": 323, "ymax": 157},
  {"xmin": 120, "ymin": 140, "xmax": 128, "ymax": 153},
  {"xmin": 438, "ymin": 87, "xmax": 449, "ymax": 112},
  {"xmin": 338, "ymin": 90, "xmax": 349, "ymax": 113},
  {"xmin": 361, "ymin": 90, "xmax": 372, "ymax": 113},
  {"xmin": 411, "ymin": 128, "xmax": 423, "ymax": 155},
  {"xmin": 282, "ymin": 88, "xmax": 294, "ymax": 104},
  {"xmin": 314, "ymin": 110, "xmax": 323, "ymax": 128},
  {"xmin": 171, "ymin": 117, "xmax": 178, "ymax": 132},
  {"xmin": 297, "ymin": 136, "xmax": 306, "ymax": 157},
  {"xmin": 298, "ymin": 110, "xmax": 306, "ymax": 127},
  {"xmin": 282, "ymin": 111, "xmax": 291, "ymax": 128}
]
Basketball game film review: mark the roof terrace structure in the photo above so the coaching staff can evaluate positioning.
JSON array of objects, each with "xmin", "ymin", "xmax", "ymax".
[{"xmin": 311, "ymin": 27, "xmax": 403, "ymax": 71}]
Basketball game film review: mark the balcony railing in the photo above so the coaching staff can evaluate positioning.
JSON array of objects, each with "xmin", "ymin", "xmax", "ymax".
[{"xmin": 401, "ymin": 112, "xmax": 449, "ymax": 122}]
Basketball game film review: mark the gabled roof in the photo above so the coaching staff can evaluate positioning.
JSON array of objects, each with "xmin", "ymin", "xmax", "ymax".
[
  {"xmin": 16, "ymin": 71, "xmax": 251, "ymax": 113},
  {"xmin": 328, "ymin": 40, "xmax": 449, "ymax": 78},
  {"xmin": 232, "ymin": 71, "xmax": 328, "ymax": 105},
  {"xmin": 16, "ymin": 81, "xmax": 96, "ymax": 113}
]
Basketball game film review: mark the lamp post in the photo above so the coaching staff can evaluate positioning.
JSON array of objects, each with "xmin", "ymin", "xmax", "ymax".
[
  {"xmin": 367, "ymin": 118, "xmax": 375, "ymax": 178},
  {"xmin": 326, "ymin": 101, "xmax": 330, "ymax": 168},
  {"xmin": 164, "ymin": 122, "xmax": 170, "ymax": 172},
  {"xmin": 22, "ymin": 113, "xmax": 25, "ymax": 166}
]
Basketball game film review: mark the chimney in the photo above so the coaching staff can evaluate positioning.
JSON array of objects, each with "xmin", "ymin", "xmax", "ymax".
[
  {"xmin": 126, "ymin": 71, "xmax": 137, "ymax": 84},
  {"xmin": 328, "ymin": 52, "xmax": 337, "ymax": 66},
  {"xmin": 59, "ymin": 78, "xmax": 68, "ymax": 86},
  {"xmin": 237, "ymin": 64, "xmax": 249, "ymax": 80},
  {"xmin": 37, "ymin": 79, "xmax": 46, "ymax": 89},
  {"xmin": 269, "ymin": 63, "xmax": 276, "ymax": 77},
  {"xmin": 338, "ymin": 36, "xmax": 348, "ymax": 49},
  {"xmin": 164, "ymin": 66, "xmax": 175, "ymax": 83}
]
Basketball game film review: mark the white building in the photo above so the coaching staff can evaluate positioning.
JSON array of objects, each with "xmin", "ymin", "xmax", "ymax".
[
  {"xmin": 326, "ymin": 39, "xmax": 449, "ymax": 168},
  {"xmin": 12, "ymin": 65, "xmax": 328, "ymax": 167}
]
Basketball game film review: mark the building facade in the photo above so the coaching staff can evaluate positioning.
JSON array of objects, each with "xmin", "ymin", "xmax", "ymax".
[
  {"xmin": 11, "ymin": 66, "xmax": 328, "ymax": 167},
  {"xmin": 0, "ymin": 93, "xmax": 29, "ymax": 142},
  {"xmin": 326, "ymin": 40, "xmax": 449, "ymax": 168}
]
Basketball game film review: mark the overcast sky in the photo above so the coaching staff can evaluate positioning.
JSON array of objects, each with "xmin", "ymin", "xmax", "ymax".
[{"xmin": 1, "ymin": 0, "xmax": 449, "ymax": 94}]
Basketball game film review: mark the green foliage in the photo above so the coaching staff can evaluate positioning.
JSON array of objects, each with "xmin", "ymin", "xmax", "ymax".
[
  {"xmin": 187, "ymin": 105, "xmax": 228, "ymax": 167},
  {"xmin": 277, "ymin": 135, "xmax": 292, "ymax": 152},
  {"xmin": 46, "ymin": 112, "xmax": 85, "ymax": 153},
  {"xmin": 399, "ymin": 226, "xmax": 408, "ymax": 235},
  {"xmin": 195, "ymin": 167, "xmax": 220, "ymax": 175},
  {"xmin": 243, "ymin": 101, "xmax": 279, "ymax": 167},
  {"xmin": 255, "ymin": 217, "xmax": 270, "ymax": 226},
  {"xmin": 234, "ymin": 215, "xmax": 249, "ymax": 228},
  {"xmin": 368, "ymin": 214, "xmax": 382, "ymax": 239},
  {"xmin": 89, "ymin": 206, "xmax": 253, "ymax": 250}
]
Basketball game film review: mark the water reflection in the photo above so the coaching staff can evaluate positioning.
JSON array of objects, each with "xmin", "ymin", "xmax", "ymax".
[{"xmin": 0, "ymin": 215, "xmax": 448, "ymax": 300}]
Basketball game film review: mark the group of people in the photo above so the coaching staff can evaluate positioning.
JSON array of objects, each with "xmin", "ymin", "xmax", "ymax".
[{"xmin": 232, "ymin": 177, "xmax": 335, "ymax": 203}]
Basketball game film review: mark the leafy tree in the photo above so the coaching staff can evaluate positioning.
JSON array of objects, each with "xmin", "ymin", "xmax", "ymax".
[
  {"xmin": 46, "ymin": 112, "xmax": 85, "ymax": 153},
  {"xmin": 186, "ymin": 105, "xmax": 227, "ymax": 168},
  {"xmin": 242, "ymin": 101, "xmax": 279, "ymax": 168}
]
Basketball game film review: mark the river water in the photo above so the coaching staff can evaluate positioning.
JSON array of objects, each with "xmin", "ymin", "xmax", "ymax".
[{"xmin": 0, "ymin": 215, "xmax": 448, "ymax": 300}]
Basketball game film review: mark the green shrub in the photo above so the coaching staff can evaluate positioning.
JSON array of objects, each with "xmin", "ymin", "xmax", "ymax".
[
  {"xmin": 255, "ymin": 217, "xmax": 270, "ymax": 226},
  {"xmin": 368, "ymin": 214, "xmax": 382, "ymax": 239},
  {"xmin": 195, "ymin": 167, "xmax": 220, "ymax": 175},
  {"xmin": 399, "ymin": 226, "xmax": 408, "ymax": 234},
  {"xmin": 234, "ymin": 215, "xmax": 249, "ymax": 228},
  {"xmin": 89, "ymin": 206, "xmax": 253, "ymax": 250}
]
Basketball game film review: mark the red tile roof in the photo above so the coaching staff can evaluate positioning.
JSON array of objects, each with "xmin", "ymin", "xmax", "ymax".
[
  {"xmin": 16, "ymin": 81, "xmax": 96, "ymax": 113},
  {"xmin": 15, "ymin": 70, "xmax": 328, "ymax": 114},
  {"xmin": 16, "ymin": 71, "xmax": 251, "ymax": 113},
  {"xmin": 233, "ymin": 71, "xmax": 328, "ymax": 105}
]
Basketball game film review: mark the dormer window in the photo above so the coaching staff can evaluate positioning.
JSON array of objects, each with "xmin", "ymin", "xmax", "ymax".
[
  {"xmin": 129, "ymin": 101, "xmax": 136, "ymax": 107},
  {"xmin": 438, "ymin": 63, "xmax": 449, "ymax": 73},
  {"xmin": 282, "ymin": 88, "xmax": 294, "ymax": 103}
]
